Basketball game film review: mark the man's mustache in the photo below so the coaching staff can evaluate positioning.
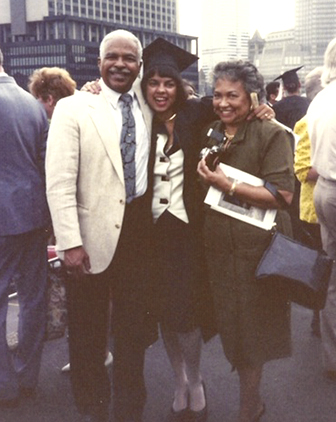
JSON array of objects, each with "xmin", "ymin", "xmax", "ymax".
[{"xmin": 109, "ymin": 67, "xmax": 131, "ymax": 75}]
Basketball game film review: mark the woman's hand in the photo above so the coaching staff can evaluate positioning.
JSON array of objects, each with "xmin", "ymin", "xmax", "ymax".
[
  {"xmin": 80, "ymin": 79, "xmax": 101, "ymax": 94},
  {"xmin": 197, "ymin": 158, "xmax": 231, "ymax": 193},
  {"xmin": 198, "ymin": 158, "xmax": 293, "ymax": 209},
  {"xmin": 247, "ymin": 103, "xmax": 275, "ymax": 121}
]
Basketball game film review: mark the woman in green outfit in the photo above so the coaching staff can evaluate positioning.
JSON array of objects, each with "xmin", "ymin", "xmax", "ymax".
[{"xmin": 197, "ymin": 61, "xmax": 295, "ymax": 422}]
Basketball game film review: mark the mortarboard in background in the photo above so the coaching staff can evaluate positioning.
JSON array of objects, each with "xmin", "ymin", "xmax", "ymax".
[
  {"xmin": 274, "ymin": 66, "xmax": 304, "ymax": 86},
  {"xmin": 142, "ymin": 37, "xmax": 198, "ymax": 74}
]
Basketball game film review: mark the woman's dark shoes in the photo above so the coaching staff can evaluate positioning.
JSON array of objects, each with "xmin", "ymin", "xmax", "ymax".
[
  {"xmin": 187, "ymin": 382, "xmax": 207, "ymax": 422},
  {"xmin": 188, "ymin": 406, "xmax": 207, "ymax": 422},
  {"xmin": 169, "ymin": 406, "xmax": 190, "ymax": 421},
  {"xmin": 251, "ymin": 402, "xmax": 266, "ymax": 422},
  {"xmin": 169, "ymin": 389, "xmax": 189, "ymax": 421}
]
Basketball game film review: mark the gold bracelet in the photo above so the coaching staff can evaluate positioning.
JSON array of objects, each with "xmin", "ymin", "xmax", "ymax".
[{"xmin": 228, "ymin": 180, "xmax": 237, "ymax": 196}]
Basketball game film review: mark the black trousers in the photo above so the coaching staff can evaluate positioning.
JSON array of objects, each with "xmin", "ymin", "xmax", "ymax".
[{"xmin": 66, "ymin": 197, "xmax": 156, "ymax": 421}]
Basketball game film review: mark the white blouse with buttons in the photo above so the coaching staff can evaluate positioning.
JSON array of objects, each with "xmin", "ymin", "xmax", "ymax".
[{"xmin": 152, "ymin": 133, "xmax": 189, "ymax": 224}]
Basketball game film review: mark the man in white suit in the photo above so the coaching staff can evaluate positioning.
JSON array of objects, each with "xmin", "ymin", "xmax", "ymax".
[{"xmin": 46, "ymin": 30, "xmax": 156, "ymax": 422}]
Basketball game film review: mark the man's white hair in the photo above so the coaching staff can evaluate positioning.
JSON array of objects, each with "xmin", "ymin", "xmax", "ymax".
[
  {"xmin": 99, "ymin": 29, "xmax": 142, "ymax": 64},
  {"xmin": 321, "ymin": 37, "xmax": 336, "ymax": 87}
]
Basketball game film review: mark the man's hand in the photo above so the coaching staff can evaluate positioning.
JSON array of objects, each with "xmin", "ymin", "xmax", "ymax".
[
  {"xmin": 80, "ymin": 79, "xmax": 101, "ymax": 94},
  {"xmin": 64, "ymin": 246, "xmax": 91, "ymax": 278}
]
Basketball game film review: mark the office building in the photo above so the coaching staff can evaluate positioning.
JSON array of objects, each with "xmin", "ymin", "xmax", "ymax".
[
  {"xmin": 258, "ymin": 29, "xmax": 304, "ymax": 83},
  {"xmin": 295, "ymin": 0, "xmax": 336, "ymax": 71},
  {"xmin": 201, "ymin": 0, "xmax": 249, "ymax": 82},
  {"xmin": 248, "ymin": 30, "xmax": 265, "ymax": 67},
  {"xmin": 0, "ymin": 0, "xmax": 198, "ymax": 88},
  {"xmin": 253, "ymin": 0, "xmax": 336, "ymax": 82}
]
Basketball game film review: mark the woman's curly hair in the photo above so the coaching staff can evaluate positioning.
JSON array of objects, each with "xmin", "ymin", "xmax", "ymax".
[{"xmin": 212, "ymin": 60, "xmax": 266, "ymax": 103}]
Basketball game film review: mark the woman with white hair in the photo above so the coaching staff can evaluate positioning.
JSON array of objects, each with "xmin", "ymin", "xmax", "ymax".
[{"xmin": 307, "ymin": 37, "xmax": 336, "ymax": 379}]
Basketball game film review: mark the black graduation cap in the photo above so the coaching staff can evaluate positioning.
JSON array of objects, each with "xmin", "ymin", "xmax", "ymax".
[
  {"xmin": 274, "ymin": 66, "xmax": 304, "ymax": 86},
  {"xmin": 143, "ymin": 37, "xmax": 199, "ymax": 73}
]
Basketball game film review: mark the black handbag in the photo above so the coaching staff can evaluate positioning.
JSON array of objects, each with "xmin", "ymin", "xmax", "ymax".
[{"xmin": 255, "ymin": 231, "xmax": 333, "ymax": 310}]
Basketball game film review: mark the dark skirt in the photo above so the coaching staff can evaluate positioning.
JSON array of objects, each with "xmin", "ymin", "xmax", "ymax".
[
  {"xmin": 204, "ymin": 209, "xmax": 292, "ymax": 367},
  {"xmin": 152, "ymin": 211, "xmax": 206, "ymax": 333}
]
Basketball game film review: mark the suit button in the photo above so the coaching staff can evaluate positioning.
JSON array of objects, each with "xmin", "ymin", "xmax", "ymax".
[
  {"xmin": 115, "ymin": 224, "xmax": 121, "ymax": 229},
  {"xmin": 119, "ymin": 199, "xmax": 125, "ymax": 205}
]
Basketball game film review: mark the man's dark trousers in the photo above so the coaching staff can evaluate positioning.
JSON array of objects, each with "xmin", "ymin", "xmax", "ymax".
[{"xmin": 66, "ymin": 195, "xmax": 157, "ymax": 421}]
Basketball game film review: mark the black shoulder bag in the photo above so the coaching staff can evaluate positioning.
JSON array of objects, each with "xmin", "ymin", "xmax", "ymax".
[{"xmin": 255, "ymin": 182, "xmax": 333, "ymax": 310}]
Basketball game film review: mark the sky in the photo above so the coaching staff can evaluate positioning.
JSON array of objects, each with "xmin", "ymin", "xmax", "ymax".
[{"xmin": 178, "ymin": 0, "xmax": 296, "ymax": 38}]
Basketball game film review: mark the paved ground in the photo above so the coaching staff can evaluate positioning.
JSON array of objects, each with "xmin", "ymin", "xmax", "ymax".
[{"xmin": 2, "ymin": 300, "xmax": 336, "ymax": 422}]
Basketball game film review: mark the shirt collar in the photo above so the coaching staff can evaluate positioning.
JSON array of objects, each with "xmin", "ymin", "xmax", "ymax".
[{"xmin": 99, "ymin": 78, "xmax": 135, "ymax": 109}]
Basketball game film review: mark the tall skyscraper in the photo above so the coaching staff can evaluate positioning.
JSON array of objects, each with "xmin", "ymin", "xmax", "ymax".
[
  {"xmin": 295, "ymin": 0, "xmax": 336, "ymax": 71},
  {"xmin": 256, "ymin": 0, "xmax": 336, "ymax": 82},
  {"xmin": 0, "ymin": 0, "xmax": 198, "ymax": 88},
  {"xmin": 201, "ymin": 0, "xmax": 249, "ymax": 82}
]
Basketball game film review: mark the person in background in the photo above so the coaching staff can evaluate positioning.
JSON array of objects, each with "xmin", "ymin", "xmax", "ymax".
[
  {"xmin": 273, "ymin": 66, "xmax": 309, "ymax": 130},
  {"xmin": 182, "ymin": 78, "xmax": 198, "ymax": 99},
  {"xmin": 46, "ymin": 30, "xmax": 157, "ymax": 422},
  {"xmin": 0, "ymin": 48, "xmax": 50, "ymax": 407},
  {"xmin": 28, "ymin": 67, "xmax": 76, "ymax": 119},
  {"xmin": 265, "ymin": 81, "xmax": 280, "ymax": 107},
  {"xmin": 294, "ymin": 66, "xmax": 324, "ymax": 338},
  {"xmin": 197, "ymin": 60, "xmax": 295, "ymax": 422},
  {"xmin": 273, "ymin": 67, "xmax": 310, "ymax": 243},
  {"xmin": 307, "ymin": 37, "xmax": 336, "ymax": 381}
]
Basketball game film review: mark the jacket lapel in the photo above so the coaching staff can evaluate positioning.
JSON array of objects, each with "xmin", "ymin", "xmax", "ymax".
[
  {"xmin": 88, "ymin": 93, "xmax": 125, "ymax": 185},
  {"xmin": 86, "ymin": 82, "xmax": 153, "ymax": 186}
]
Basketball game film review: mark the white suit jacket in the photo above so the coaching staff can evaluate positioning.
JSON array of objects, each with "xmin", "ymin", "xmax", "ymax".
[{"xmin": 46, "ymin": 81, "xmax": 152, "ymax": 274}]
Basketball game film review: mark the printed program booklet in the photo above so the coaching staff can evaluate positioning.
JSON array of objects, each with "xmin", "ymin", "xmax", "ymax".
[{"xmin": 204, "ymin": 164, "xmax": 277, "ymax": 230}]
